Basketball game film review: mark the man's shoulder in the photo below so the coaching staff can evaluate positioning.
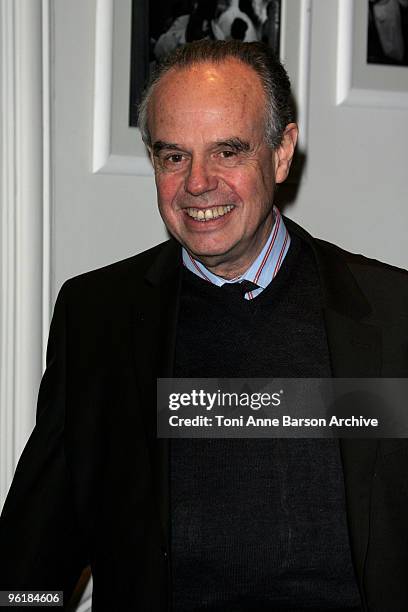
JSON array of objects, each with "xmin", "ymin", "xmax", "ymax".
[
  {"xmin": 285, "ymin": 216, "xmax": 408, "ymax": 316},
  {"xmin": 58, "ymin": 238, "xmax": 178, "ymax": 303},
  {"xmin": 286, "ymin": 215, "xmax": 408, "ymax": 284},
  {"xmin": 314, "ymin": 236, "xmax": 408, "ymax": 318},
  {"xmin": 316, "ymin": 236, "xmax": 408, "ymax": 281}
]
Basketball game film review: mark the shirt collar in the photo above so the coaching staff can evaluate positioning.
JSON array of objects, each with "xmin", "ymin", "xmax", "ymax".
[{"xmin": 182, "ymin": 206, "xmax": 291, "ymax": 299}]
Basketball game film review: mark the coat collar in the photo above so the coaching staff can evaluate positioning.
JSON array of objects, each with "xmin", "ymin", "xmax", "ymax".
[
  {"xmin": 283, "ymin": 216, "xmax": 371, "ymax": 319},
  {"xmin": 283, "ymin": 216, "xmax": 382, "ymax": 376}
]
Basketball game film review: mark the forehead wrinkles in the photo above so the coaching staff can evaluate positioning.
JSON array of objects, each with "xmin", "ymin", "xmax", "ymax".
[{"xmin": 149, "ymin": 61, "xmax": 266, "ymax": 133}]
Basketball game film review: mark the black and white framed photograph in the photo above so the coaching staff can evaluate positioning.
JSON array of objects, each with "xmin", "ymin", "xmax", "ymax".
[
  {"xmin": 337, "ymin": 0, "xmax": 408, "ymax": 107},
  {"xmin": 92, "ymin": 0, "xmax": 310, "ymax": 177},
  {"xmin": 129, "ymin": 0, "xmax": 282, "ymax": 127},
  {"xmin": 367, "ymin": 0, "xmax": 408, "ymax": 66}
]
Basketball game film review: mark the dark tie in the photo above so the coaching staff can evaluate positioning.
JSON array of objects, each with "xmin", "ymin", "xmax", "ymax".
[{"xmin": 220, "ymin": 280, "xmax": 259, "ymax": 299}]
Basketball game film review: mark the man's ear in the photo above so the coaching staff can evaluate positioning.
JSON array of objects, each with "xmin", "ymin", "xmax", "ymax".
[{"xmin": 273, "ymin": 123, "xmax": 298, "ymax": 184}]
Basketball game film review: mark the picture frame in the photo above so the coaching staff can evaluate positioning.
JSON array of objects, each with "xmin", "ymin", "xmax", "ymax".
[
  {"xmin": 128, "ymin": 0, "xmax": 283, "ymax": 128},
  {"xmin": 336, "ymin": 0, "xmax": 408, "ymax": 107},
  {"xmin": 92, "ymin": 0, "xmax": 312, "ymax": 177}
]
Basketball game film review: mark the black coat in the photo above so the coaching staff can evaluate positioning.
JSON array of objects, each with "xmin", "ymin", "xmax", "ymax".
[{"xmin": 1, "ymin": 217, "xmax": 408, "ymax": 611}]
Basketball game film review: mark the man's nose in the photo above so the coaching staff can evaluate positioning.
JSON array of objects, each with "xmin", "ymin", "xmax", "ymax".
[{"xmin": 185, "ymin": 157, "xmax": 218, "ymax": 196}]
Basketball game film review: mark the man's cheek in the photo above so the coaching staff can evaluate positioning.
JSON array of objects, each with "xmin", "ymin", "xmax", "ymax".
[
  {"xmin": 157, "ymin": 177, "xmax": 181, "ymax": 207},
  {"xmin": 220, "ymin": 167, "xmax": 253, "ymax": 195}
]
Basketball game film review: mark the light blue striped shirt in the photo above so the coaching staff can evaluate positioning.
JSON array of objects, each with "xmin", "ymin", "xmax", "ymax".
[{"xmin": 182, "ymin": 206, "xmax": 290, "ymax": 300}]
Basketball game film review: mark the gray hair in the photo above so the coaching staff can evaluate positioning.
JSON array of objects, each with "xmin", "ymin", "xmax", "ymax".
[{"xmin": 137, "ymin": 40, "xmax": 295, "ymax": 149}]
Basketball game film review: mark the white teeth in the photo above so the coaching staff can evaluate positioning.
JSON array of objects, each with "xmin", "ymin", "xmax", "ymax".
[{"xmin": 185, "ymin": 205, "xmax": 234, "ymax": 221}]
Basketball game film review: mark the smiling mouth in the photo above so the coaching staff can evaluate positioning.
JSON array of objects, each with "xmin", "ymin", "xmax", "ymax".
[{"xmin": 184, "ymin": 205, "xmax": 234, "ymax": 221}]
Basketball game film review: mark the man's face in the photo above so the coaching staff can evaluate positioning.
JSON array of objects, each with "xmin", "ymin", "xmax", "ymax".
[{"xmin": 148, "ymin": 59, "xmax": 297, "ymax": 278}]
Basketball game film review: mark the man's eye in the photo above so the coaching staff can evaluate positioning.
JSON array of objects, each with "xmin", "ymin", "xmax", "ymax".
[
  {"xmin": 220, "ymin": 150, "xmax": 236, "ymax": 159},
  {"xmin": 166, "ymin": 154, "xmax": 184, "ymax": 164}
]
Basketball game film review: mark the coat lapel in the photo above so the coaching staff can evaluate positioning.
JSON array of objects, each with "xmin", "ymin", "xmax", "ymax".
[
  {"xmin": 285, "ymin": 217, "xmax": 381, "ymax": 607},
  {"xmin": 323, "ymin": 307, "xmax": 380, "ymax": 607},
  {"xmin": 131, "ymin": 239, "xmax": 182, "ymax": 555}
]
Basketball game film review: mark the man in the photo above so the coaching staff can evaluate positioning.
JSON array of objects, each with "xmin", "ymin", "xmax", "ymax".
[{"xmin": 1, "ymin": 40, "xmax": 408, "ymax": 611}]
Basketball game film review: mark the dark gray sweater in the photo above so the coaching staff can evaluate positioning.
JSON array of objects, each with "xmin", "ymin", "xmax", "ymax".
[{"xmin": 171, "ymin": 234, "xmax": 362, "ymax": 611}]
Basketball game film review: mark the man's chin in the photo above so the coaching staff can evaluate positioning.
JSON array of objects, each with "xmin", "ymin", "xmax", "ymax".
[
  {"xmin": 185, "ymin": 244, "xmax": 240, "ymax": 271},
  {"xmin": 181, "ymin": 236, "xmax": 235, "ymax": 260}
]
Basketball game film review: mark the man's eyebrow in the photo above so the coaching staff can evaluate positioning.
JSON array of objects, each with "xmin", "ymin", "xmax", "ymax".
[
  {"xmin": 152, "ymin": 138, "xmax": 251, "ymax": 155},
  {"xmin": 215, "ymin": 138, "xmax": 251, "ymax": 152},
  {"xmin": 152, "ymin": 141, "xmax": 182, "ymax": 155}
]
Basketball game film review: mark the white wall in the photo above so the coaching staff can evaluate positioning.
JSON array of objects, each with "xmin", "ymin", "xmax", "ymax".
[
  {"xmin": 1, "ymin": 0, "xmax": 48, "ymax": 508},
  {"xmin": 51, "ymin": 0, "xmax": 166, "ymax": 302}
]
